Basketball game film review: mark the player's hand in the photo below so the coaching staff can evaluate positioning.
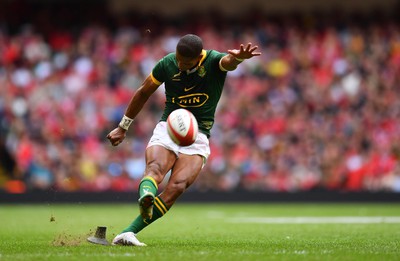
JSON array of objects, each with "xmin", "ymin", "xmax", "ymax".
[
  {"xmin": 107, "ymin": 127, "xmax": 127, "ymax": 146},
  {"xmin": 228, "ymin": 43, "xmax": 261, "ymax": 61}
]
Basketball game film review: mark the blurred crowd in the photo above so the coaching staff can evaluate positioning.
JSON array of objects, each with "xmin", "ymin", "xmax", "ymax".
[{"xmin": 1, "ymin": 3, "xmax": 400, "ymax": 193}]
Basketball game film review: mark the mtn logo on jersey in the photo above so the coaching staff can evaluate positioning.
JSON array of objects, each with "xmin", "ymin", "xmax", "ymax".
[{"xmin": 172, "ymin": 93, "xmax": 209, "ymax": 108}]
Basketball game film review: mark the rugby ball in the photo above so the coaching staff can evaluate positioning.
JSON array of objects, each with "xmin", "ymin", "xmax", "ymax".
[{"xmin": 167, "ymin": 108, "xmax": 198, "ymax": 146}]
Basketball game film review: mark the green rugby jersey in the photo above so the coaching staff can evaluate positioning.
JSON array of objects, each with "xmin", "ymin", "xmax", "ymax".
[{"xmin": 151, "ymin": 49, "xmax": 227, "ymax": 137}]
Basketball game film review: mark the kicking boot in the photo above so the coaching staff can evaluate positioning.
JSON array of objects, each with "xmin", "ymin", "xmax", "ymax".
[{"xmin": 112, "ymin": 232, "xmax": 146, "ymax": 246}]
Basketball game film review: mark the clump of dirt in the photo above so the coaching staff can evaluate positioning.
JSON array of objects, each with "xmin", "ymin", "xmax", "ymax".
[{"xmin": 52, "ymin": 230, "xmax": 93, "ymax": 246}]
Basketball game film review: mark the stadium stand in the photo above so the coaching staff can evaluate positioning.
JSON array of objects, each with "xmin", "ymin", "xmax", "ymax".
[{"xmin": 1, "ymin": 0, "xmax": 400, "ymax": 194}]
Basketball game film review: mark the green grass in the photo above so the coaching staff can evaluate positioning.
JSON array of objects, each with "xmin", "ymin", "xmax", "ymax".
[{"xmin": 1, "ymin": 203, "xmax": 400, "ymax": 260}]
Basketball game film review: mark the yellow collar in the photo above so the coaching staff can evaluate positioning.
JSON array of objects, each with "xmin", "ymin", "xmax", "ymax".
[{"xmin": 186, "ymin": 49, "xmax": 207, "ymax": 74}]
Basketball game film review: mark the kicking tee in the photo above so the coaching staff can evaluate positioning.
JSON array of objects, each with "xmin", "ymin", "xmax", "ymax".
[{"xmin": 151, "ymin": 50, "xmax": 227, "ymax": 137}]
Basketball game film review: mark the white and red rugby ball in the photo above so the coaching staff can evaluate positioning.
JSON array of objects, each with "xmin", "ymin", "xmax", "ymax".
[{"xmin": 167, "ymin": 108, "xmax": 198, "ymax": 146}]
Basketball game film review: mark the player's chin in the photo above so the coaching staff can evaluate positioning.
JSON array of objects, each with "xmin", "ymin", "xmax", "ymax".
[{"xmin": 179, "ymin": 66, "xmax": 190, "ymax": 71}]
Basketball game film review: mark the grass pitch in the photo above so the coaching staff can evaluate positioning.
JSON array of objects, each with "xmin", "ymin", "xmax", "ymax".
[{"xmin": 0, "ymin": 203, "xmax": 399, "ymax": 260}]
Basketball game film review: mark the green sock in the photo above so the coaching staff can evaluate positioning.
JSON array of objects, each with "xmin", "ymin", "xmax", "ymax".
[
  {"xmin": 139, "ymin": 176, "xmax": 158, "ymax": 197},
  {"xmin": 121, "ymin": 197, "xmax": 169, "ymax": 234}
]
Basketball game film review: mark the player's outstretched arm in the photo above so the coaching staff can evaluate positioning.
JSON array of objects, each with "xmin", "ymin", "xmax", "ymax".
[
  {"xmin": 107, "ymin": 75, "xmax": 160, "ymax": 146},
  {"xmin": 220, "ymin": 43, "xmax": 261, "ymax": 71}
]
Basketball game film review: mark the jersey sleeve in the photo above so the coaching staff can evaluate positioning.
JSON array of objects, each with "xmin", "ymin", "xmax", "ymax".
[
  {"xmin": 151, "ymin": 57, "xmax": 167, "ymax": 84},
  {"xmin": 208, "ymin": 50, "xmax": 227, "ymax": 72}
]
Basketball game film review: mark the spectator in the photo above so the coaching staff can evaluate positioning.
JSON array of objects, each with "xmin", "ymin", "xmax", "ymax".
[{"xmin": 0, "ymin": 6, "xmax": 399, "ymax": 193}]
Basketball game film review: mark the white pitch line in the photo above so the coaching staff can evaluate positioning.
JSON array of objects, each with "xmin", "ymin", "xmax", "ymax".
[{"xmin": 228, "ymin": 217, "xmax": 400, "ymax": 224}]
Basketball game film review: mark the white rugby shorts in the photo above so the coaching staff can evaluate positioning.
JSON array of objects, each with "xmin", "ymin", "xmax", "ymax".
[{"xmin": 147, "ymin": 121, "xmax": 210, "ymax": 163}]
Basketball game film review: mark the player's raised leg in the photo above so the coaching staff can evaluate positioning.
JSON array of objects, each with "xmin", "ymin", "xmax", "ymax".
[
  {"xmin": 112, "ymin": 145, "xmax": 176, "ymax": 246},
  {"xmin": 138, "ymin": 145, "xmax": 176, "ymax": 219}
]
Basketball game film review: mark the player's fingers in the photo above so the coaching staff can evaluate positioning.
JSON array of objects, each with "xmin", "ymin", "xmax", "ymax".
[
  {"xmin": 112, "ymin": 140, "xmax": 121, "ymax": 146},
  {"xmin": 249, "ymin": 46, "xmax": 258, "ymax": 52},
  {"xmin": 107, "ymin": 134, "xmax": 115, "ymax": 142}
]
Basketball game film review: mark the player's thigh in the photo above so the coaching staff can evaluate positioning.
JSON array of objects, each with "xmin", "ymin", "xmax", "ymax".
[
  {"xmin": 170, "ymin": 153, "xmax": 204, "ymax": 187},
  {"xmin": 145, "ymin": 145, "xmax": 177, "ymax": 177}
]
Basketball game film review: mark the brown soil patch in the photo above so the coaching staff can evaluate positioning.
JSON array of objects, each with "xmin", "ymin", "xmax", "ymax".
[{"xmin": 52, "ymin": 230, "xmax": 93, "ymax": 246}]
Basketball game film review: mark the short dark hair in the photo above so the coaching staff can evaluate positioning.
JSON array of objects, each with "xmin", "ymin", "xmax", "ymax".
[{"xmin": 176, "ymin": 34, "xmax": 203, "ymax": 58}]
